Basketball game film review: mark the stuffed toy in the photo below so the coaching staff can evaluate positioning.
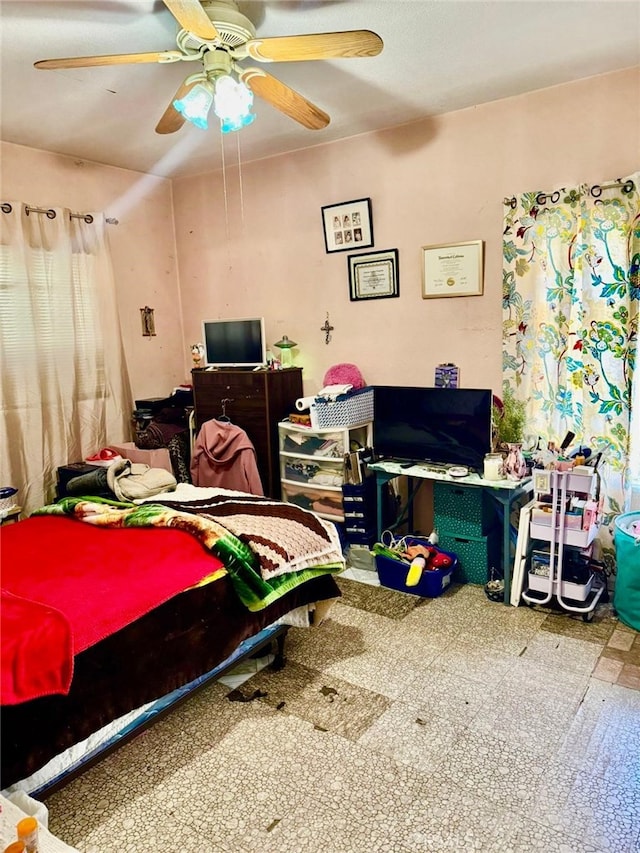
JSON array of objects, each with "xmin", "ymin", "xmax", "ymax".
[{"xmin": 322, "ymin": 363, "xmax": 366, "ymax": 390}]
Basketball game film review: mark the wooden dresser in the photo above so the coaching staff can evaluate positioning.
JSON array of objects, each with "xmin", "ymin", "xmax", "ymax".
[{"xmin": 191, "ymin": 367, "xmax": 303, "ymax": 498}]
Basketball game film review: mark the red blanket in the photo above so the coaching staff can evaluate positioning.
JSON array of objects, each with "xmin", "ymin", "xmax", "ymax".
[
  {"xmin": 1, "ymin": 590, "xmax": 73, "ymax": 704},
  {"xmin": 1, "ymin": 516, "xmax": 224, "ymax": 704}
]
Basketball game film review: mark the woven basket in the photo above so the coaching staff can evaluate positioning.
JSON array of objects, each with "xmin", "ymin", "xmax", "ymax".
[
  {"xmin": 310, "ymin": 387, "xmax": 374, "ymax": 430},
  {"xmin": 0, "ymin": 486, "xmax": 18, "ymax": 512}
]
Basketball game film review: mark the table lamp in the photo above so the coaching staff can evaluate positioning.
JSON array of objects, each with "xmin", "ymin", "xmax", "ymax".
[{"xmin": 274, "ymin": 335, "xmax": 297, "ymax": 367}]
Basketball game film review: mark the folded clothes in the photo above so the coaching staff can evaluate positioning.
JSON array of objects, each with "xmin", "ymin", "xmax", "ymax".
[
  {"xmin": 312, "ymin": 498, "xmax": 343, "ymax": 517},
  {"xmin": 309, "ymin": 472, "xmax": 343, "ymax": 487}
]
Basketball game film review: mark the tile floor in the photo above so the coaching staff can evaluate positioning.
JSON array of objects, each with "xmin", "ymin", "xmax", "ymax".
[{"xmin": 46, "ymin": 571, "xmax": 640, "ymax": 853}]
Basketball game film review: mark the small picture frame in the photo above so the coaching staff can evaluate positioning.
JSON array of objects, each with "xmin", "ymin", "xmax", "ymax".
[
  {"xmin": 348, "ymin": 248, "xmax": 399, "ymax": 301},
  {"xmin": 533, "ymin": 469, "xmax": 552, "ymax": 495},
  {"xmin": 422, "ymin": 240, "xmax": 484, "ymax": 298},
  {"xmin": 321, "ymin": 197, "xmax": 373, "ymax": 253}
]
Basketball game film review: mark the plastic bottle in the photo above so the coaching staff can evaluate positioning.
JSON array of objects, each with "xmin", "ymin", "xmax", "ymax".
[
  {"xmin": 406, "ymin": 556, "xmax": 426, "ymax": 587},
  {"xmin": 16, "ymin": 817, "xmax": 39, "ymax": 853}
]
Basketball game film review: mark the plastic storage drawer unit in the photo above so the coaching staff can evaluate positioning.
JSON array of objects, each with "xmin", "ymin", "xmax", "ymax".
[
  {"xmin": 433, "ymin": 482, "xmax": 493, "ymax": 537},
  {"xmin": 342, "ymin": 480, "xmax": 377, "ymax": 545}
]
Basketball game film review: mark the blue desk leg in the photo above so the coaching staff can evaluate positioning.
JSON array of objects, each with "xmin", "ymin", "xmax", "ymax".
[
  {"xmin": 503, "ymin": 497, "xmax": 512, "ymax": 604},
  {"xmin": 376, "ymin": 474, "xmax": 385, "ymax": 540},
  {"xmin": 485, "ymin": 488, "xmax": 518, "ymax": 605},
  {"xmin": 493, "ymin": 485, "xmax": 531, "ymax": 605}
]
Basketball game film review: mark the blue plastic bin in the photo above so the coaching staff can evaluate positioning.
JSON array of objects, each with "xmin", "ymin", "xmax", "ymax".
[
  {"xmin": 613, "ymin": 511, "xmax": 640, "ymax": 631},
  {"xmin": 375, "ymin": 537, "xmax": 458, "ymax": 598}
]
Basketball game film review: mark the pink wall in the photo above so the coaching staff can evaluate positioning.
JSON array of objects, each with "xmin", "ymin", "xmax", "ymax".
[
  {"xmin": 173, "ymin": 68, "xmax": 640, "ymax": 398},
  {"xmin": 2, "ymin": 67, "xmax": 638, "ymax": 406},
  {"xmin": 0, "ymin": 141, "xmax": 185, "ymax": 400}
]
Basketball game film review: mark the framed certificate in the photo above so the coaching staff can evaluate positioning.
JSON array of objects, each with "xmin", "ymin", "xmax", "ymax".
[
  {"xmin": 348, "ymin": 249, "xmax": 399, "ymax": 301},
  {"xmin": 422, "ymin": 240, "xmax": 484, "ymax": 298}
]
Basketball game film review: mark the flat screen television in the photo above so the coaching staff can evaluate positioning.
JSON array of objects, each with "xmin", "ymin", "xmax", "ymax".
[
  {"xmin": 372, "ymin": 386, "xmax": 493, "ymax": 470},
  {"xmin": 201, "ymin": 317, "xmax": 266, "ymax": 368}
]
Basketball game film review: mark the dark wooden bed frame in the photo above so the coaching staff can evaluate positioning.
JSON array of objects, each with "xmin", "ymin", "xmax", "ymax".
[{"xmin": 1, "ymin": 572, "xmax": 340, "ymax": 794}]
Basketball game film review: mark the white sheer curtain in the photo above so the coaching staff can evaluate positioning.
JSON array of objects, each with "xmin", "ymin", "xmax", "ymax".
[{"xmin": 1, "ymin": 203, "xmax": 133, "ymax": 513}]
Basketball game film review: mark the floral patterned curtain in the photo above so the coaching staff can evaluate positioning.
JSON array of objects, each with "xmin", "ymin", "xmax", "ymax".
[{"xmin": 502, "ymin": 172, "xmax": 639, "ymax": 567}]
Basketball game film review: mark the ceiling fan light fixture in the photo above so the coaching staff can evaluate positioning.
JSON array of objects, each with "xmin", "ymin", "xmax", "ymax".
[
  {"xmin": 173, "ymin": 80, "xmax": 215, "ymax": 129},
  {"xmin": 213, "ymin": 74, "xmax": 255, "ymax": 133}
]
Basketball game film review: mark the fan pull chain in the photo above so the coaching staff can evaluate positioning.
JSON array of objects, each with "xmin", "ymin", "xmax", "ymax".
[
  {"xmin": 220, "ymin": 129, "xmax": 231, "ymax": 246},
  {"xmin": 236, "ymin": 133, "xmax": 246, "ymax": 227}
]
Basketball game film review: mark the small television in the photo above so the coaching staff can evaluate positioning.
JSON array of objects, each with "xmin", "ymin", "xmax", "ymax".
[
  {"xmin": 373, "ymin": 386, "xmax": 493, "ymax": 470},
  {"xmin": 201, "ymin": 317, "xmax": 266, "ymax": 368}
]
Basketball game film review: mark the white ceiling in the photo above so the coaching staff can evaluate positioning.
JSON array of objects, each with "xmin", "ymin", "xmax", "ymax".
[{"xmin": 1, "ymin": 0, "xmax": 638, "ymax": 179}]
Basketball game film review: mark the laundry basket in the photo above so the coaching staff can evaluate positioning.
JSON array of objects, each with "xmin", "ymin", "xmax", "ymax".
[
  {"xmin": 613, "ymin": 511, "xmax": 640, "ymax": 631},
  {"xmin": 0, "ymin": 486, "xmax": 18, "ymax": 517}
]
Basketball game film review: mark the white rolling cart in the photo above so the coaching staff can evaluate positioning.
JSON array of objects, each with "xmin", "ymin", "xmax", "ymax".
[{"xmin": 521, "ymin": 467, "xmax": 605, "ymax": 621}]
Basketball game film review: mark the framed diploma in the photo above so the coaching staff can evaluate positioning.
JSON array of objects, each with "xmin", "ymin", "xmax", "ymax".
[
  {"xmin": 348, "ymin": 248, "xmax": 399, "ymax": 301},
  {"xmin": 421, "ymin": 240, "xmax": 484, "ymax": 298}
]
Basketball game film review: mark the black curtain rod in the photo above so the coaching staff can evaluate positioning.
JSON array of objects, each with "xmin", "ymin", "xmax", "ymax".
[
  {"xmin": 0, "ymin": 202, "xmax": 118, "ymax": 225},
  {"xmin": 503, "ymin": 177, "xmax": 635, "ymax": 208}
]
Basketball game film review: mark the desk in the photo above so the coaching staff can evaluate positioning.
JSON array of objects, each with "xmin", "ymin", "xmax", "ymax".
[{"xmin": 368, "ymin": 461, "xmax": 532, "ymax": 603}]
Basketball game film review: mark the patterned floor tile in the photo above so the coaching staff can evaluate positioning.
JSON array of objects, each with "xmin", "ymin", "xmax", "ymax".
[
  {"xmin": 495, "ymin": 656, "xmax": 591, "ymax": 706},
  {"xmin": 469, "ymin": 689, "xmax": 579, "ymax": 752},
  {"xmin": 518, "ymin": 632, "xmax": 603, "ymax": 676},
  {"xmin": 324, "ymin": 644, "xmax": 425, "ymax": 699},
  {"xmin": 592, "ymin": 656, "xmax": 624, "ymax": 682},
  {"xmin": 225, "ymin": 722, "xmax": 439, "ymax": 853},
  {"xmin": 489, "ymin": 812, "xmax": 606, "ymax": 853},
  {"xmin": 618, "ymin": 662, "xmax": 640, "ymax": 689},
  {"xmin": 394, "ymin": 774, "xmax": 510, "ymax": 852},
  {"xmin": 356, "ymin": 698, "xmax": 463, "ymax": 775},
  {"xmin": 554, "ymin": 680, "xmax": 640, "ymax": 786},
  {"xmin": 237, "ymin": 657, "xmax": 392, "ymax": 739},
  {"xmin": 607, "ymin": 627, "xmax": 637, "ymax": 651},
  {"xmin": 400, "ymin": 666, "xmax": 499, "ymax": 726},
  {"xmin": 527, "ymin": 759, "xmax": 640, "ymax": 853},
  {"xmin": 432, "ymin": 728, "xmax": 557, "ymax": 812},
  {"xmin": 42, "ymin": 580, "xmax": 639, "ymax": 853},
  {"xmin": 427, "ymin": 638, "xmax": 516, "ymax": 688},
  {"xmin": 335, "ymin": 575, "xmax": 425, "ymax": 619},
  {"xmin": 283, "ymin": 610, "xmax": 371, "ymax": 670},
  {"xmin": 540, "ymin": 608, "xmax": 618, "ymax": 645}
]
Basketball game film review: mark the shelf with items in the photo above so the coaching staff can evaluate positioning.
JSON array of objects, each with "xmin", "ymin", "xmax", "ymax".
[
  {"xmin": 278, "ymin": 420, "xmax": 372, "ymax": 523},
  {"xmin": 521, "ymin": 466, "xmax": 604, "ymax": 621}
]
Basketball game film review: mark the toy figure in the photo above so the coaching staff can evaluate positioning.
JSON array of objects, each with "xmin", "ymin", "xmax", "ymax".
[{"xmin": 191, "ymin": 343, "xmax": 205, "ymax": 368}]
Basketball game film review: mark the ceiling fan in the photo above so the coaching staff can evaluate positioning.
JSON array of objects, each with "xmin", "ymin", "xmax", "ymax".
[{"xmin": 34, "ymin": 0, "xmax": 383, "ymax": 135}]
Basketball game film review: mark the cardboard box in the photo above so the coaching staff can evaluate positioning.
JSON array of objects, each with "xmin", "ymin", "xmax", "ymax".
[{"xmin": 107, "ymin": 442, "xmax": 172, "ymax": 474}]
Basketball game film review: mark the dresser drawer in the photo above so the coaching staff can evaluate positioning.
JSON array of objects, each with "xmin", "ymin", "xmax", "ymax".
[{"xmin": 193, "ymin": 371, "xmax": 264, "ymax": 399}]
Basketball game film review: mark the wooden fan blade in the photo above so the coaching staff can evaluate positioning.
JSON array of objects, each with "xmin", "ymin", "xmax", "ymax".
[
  {"xmin": 35, "ymin": 51, "xmax": 183, "ymax": 70},
  {"xmin": 240, "ymin": 68, "xmax": 329, "ymax": 130},
  {"xmin": 242, "ymin": 30, "xmax": 383, "ymax": 63},
  {"xmin": 156, "ymin": 79, "xmax": 198, "ymax": 134},
  {"xmin": 162, "ymin": 0, "xmax": 220, "ymax": 40}
]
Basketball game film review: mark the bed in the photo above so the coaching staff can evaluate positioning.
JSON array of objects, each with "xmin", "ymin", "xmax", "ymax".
[{"xmin": 0, "ymin": 485, "xmax": 343, "ymax": 794}]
